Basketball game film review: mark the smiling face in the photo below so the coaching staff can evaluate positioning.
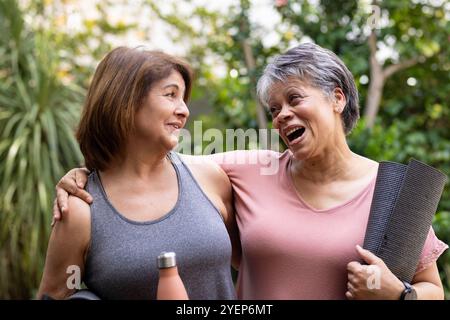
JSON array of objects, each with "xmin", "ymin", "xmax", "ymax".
[
  {"xmin": 132, "ymin": 70, "xmax": 189, "ymax": 152},
  {"xmin": 77, "ymin": 47, "xmax": 193, "ymax": 171},
  {"xmin": 268, "ymin": 78, "xmax": 346, "ymax": 160}
]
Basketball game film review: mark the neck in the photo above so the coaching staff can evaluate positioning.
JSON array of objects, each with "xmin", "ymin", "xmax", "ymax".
[
  {"xmin": 290, "ymin": 136, "xmax": 357, "ymax": 184},
  {"xmin": 105, "ymin": 140, "xmax": 172, "ymax": 179}
]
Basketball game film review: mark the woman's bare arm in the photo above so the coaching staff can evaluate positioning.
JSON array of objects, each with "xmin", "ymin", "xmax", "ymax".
[
  {"xmin": 38, "ymin": 196, "xmax": 91, "ymax": 299},
  {"xmin": 410, "ymin": 262, "xmax": 445, "ymax": 300}
]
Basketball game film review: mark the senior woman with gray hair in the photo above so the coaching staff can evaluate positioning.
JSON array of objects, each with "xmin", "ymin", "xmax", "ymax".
[{"xmin": 53, "ymin": 43, "xmax": 447, "ymax": 299}]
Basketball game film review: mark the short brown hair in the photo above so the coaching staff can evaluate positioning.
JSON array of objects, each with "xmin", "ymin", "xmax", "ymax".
[{"xmin": 76, "ymin": 47, "xmax": 193, "ymax": 171}]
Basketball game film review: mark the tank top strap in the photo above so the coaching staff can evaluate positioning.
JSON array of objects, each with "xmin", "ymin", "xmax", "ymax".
[{"xmin": 168, "ymin": 151, "xmax": 224, "ymax": 221}]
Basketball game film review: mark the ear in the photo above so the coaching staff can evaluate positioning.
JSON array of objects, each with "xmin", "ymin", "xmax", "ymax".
[{"xmin": 332, "ymin": 88, "xmax": 346, "ymax": 113}]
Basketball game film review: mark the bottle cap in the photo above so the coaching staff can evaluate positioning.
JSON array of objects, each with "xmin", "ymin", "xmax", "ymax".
[{"xmin": 157, "ymin": 252, "xmax": 177, "ymax": 269}]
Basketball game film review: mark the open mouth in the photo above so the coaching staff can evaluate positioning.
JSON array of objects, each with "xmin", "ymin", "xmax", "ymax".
[{"xmin": 285, "ymin": 126, "xmax": 306, "ymax": 142}]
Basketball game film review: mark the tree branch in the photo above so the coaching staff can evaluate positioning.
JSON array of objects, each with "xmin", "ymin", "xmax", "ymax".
[
  {"xmin": 368, "ymin": 31, "xmax": 377, "ymax": 58},
  {"xmin": 383, "ymin": 57, "xmax": 422, "ymax": 79}
]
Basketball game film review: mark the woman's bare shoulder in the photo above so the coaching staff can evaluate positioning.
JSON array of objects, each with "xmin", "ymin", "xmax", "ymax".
[
  {"xmin": 54, "ymin": 196, "xmax": 91, "ymax": 242},
  {"xmin": 178, "ymin": 154, "xmax": 229, "ymax": 183}
]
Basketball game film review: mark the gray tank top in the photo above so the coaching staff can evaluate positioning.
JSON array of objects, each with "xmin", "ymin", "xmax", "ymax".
[{"xmin": 83, "ymin": 152, "xmax": 236, "ymax": 300}]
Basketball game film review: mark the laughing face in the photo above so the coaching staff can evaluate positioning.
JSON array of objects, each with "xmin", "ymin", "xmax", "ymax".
[
  {"xmin": 132, "ymin": 70, "xmax": 189, "ymax": 152},
  {"xmin": 268, "ymin": 78, "xmax": 346, "ymax": 160}
]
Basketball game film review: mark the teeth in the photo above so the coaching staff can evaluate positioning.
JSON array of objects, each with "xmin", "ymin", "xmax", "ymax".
[{"xmin": 286, "ymin": 127, "xmax": 303, "ymax": 136}]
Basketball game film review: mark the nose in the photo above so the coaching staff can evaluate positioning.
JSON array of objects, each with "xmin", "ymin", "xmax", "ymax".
[
  {"xmin": 175, "ymin": 99, "xmax": 190, "ymax": 119},
  {"xmin": 276, "ymin": 104, "xmax": 293, "ymax": 123}
]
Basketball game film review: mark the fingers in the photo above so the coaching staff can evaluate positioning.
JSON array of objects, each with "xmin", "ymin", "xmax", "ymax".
[
  {"xmin": 356, "ymin": 245, "xmax": 381, "ymax": 265},
  {"xmin": 347, "ymin": 273, "xmax": 356, "ymax": 284},
  {"xmin": 345, "ymin": 281, "xmax": 360, "ymax": 300},
  {"xmin": 75, "ymin": 168, "xmax": 90, "ymax": 188},
  {"xmin": 53, "ymin": 168, "xmax": 92, "ymax": 223},
  {"xmin": 347, "ymin": 281, "xmax": 355, "ymax": 292},
  {"xmin": 347, "ymin": 263, "xmax": 369, "ymax": 295},
  {"xmin": 52, "ymin": 198, "xmax": 60, "ymax": 225},
  {"xmin": 57, "ymin": 171, "xmax": 93, "ymax": 204},
  {"xmin": 55, "ymin": 182, "xmax": 93, "ymax": 214},
  {"xmin": 58, "ymin": 173, "xmax": 81, "ymax": 195},
  {"xmin": 56, "ymin": 187, "xmax": 69, "ymax": 218},
  {"xmin": 347, "ymin": 268, "xmax": 361, "ymax": 287},
  {"xmin": 346, "ymin": 281, "xmax": 358, "ymax": 300},
  {"xmin": 347, "ymin": 261, "xmax": 363, "ymax": 273},
  {"xmin": 72, "ymin": 188, "xmax": 93, "ymax": 204},
  {"xmin": 345, "ymin": 290, "xmax": 355, "ymax": 300}
]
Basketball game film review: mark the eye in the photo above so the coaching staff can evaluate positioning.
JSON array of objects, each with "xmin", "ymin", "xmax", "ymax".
[
  {"xmin": 289, "ymin": 94, "xmax": 302, "ymax": 103},
  {"xmin": 269, "ymin": 106, "xmax": 280, "ymax": 117},
  {"xmin": 164, "ymin": 91, "xmax": 176, "ymax": 98}
]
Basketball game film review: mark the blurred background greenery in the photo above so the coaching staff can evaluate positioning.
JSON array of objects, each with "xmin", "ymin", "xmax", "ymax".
[{"xmin": 0, "ymin": 0, "xmax": 449, "ymax": 299}]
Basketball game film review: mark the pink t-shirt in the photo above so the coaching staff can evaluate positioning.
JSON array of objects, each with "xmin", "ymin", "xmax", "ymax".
[{"xmin": 209, "ymin": 149, "xmax": 448, "ymax": 299}]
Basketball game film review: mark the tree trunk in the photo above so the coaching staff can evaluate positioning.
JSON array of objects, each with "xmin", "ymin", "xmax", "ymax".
[
  {"xmin": 364, "ymin": 31, "xmax": 422, "ymax": 128},
  {"xmin": 365, "ymin": 32, "xmax": 384, "ymax": 128},
  {"xmin": 365, "ymin": 76, "xmax": 384, "ymax": 129},
  {"xmin": 242, "ymin": 39, "xmax": 268, "ymax": 130}
]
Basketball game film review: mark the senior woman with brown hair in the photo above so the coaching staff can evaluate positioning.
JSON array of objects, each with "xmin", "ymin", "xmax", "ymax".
[{"xmin": 52, "ymin": 43, "xmax": 447, "ymax": 299}]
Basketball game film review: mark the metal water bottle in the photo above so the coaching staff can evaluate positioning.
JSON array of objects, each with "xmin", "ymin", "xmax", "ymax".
[{"xmin": 157, "ymin": 252, "xmax": 189, "ymax": 300}]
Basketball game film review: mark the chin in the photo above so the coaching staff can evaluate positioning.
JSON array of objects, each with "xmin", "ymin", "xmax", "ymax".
[{"xmin": 165, "ymin": 137, "xmax": 179, "ymax": 151}]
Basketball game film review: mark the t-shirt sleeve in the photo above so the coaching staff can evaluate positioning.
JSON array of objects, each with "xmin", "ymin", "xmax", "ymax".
[
  {"xmin": 204, "ymin": 151, "xmax": 248, "ymax": 174},
  {"xmin": 205, "ymin": 150, "xmax": 280, "ymax": 176},
  {"xmin": 415, "ymin": 226, "xmax": 448, "ymax": 274}
]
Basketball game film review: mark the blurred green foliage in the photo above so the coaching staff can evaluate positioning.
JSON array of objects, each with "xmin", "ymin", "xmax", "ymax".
[
  {"xmin": 0, "ymin": 0, "xmax": 84, "ymax": 298},
  {"xmin": 0, "ymin": 0, "xmax": 448, "ymax": 299},
  {"xmin": 0, "ymin": 0, "xmax": 134, "ymax": 298}
]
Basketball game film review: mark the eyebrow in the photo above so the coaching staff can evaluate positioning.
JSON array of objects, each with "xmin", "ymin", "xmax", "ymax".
[
  {"xmin": 284, "ymin": 86, "xmax": 306, "ymax": 95},
  {"xmin": 267, "ymin": 86, "xmax": 306, "ymax": 106},
  {"xmin": 162, "ymin": 84, "xmax": 186, "ymax": 97},
  {"xmin": 162, "ymin": 84, "xmax": 180, "ymax": 90}
]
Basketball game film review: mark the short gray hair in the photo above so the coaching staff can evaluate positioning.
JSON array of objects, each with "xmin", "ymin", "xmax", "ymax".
[{"xmin": 257, "ymin": 42, "xmax": 359, "ymax": 135}]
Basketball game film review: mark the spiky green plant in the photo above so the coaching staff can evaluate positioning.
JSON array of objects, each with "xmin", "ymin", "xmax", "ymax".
[{"xmin": 0, "ymin": 0, "xmax": 84, "ymax": 298}]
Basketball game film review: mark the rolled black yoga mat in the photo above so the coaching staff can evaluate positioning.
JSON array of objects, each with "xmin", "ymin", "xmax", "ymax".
[{"xmin": 363, "ymin": 159, "xmax": 448, "ymax": 283}]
